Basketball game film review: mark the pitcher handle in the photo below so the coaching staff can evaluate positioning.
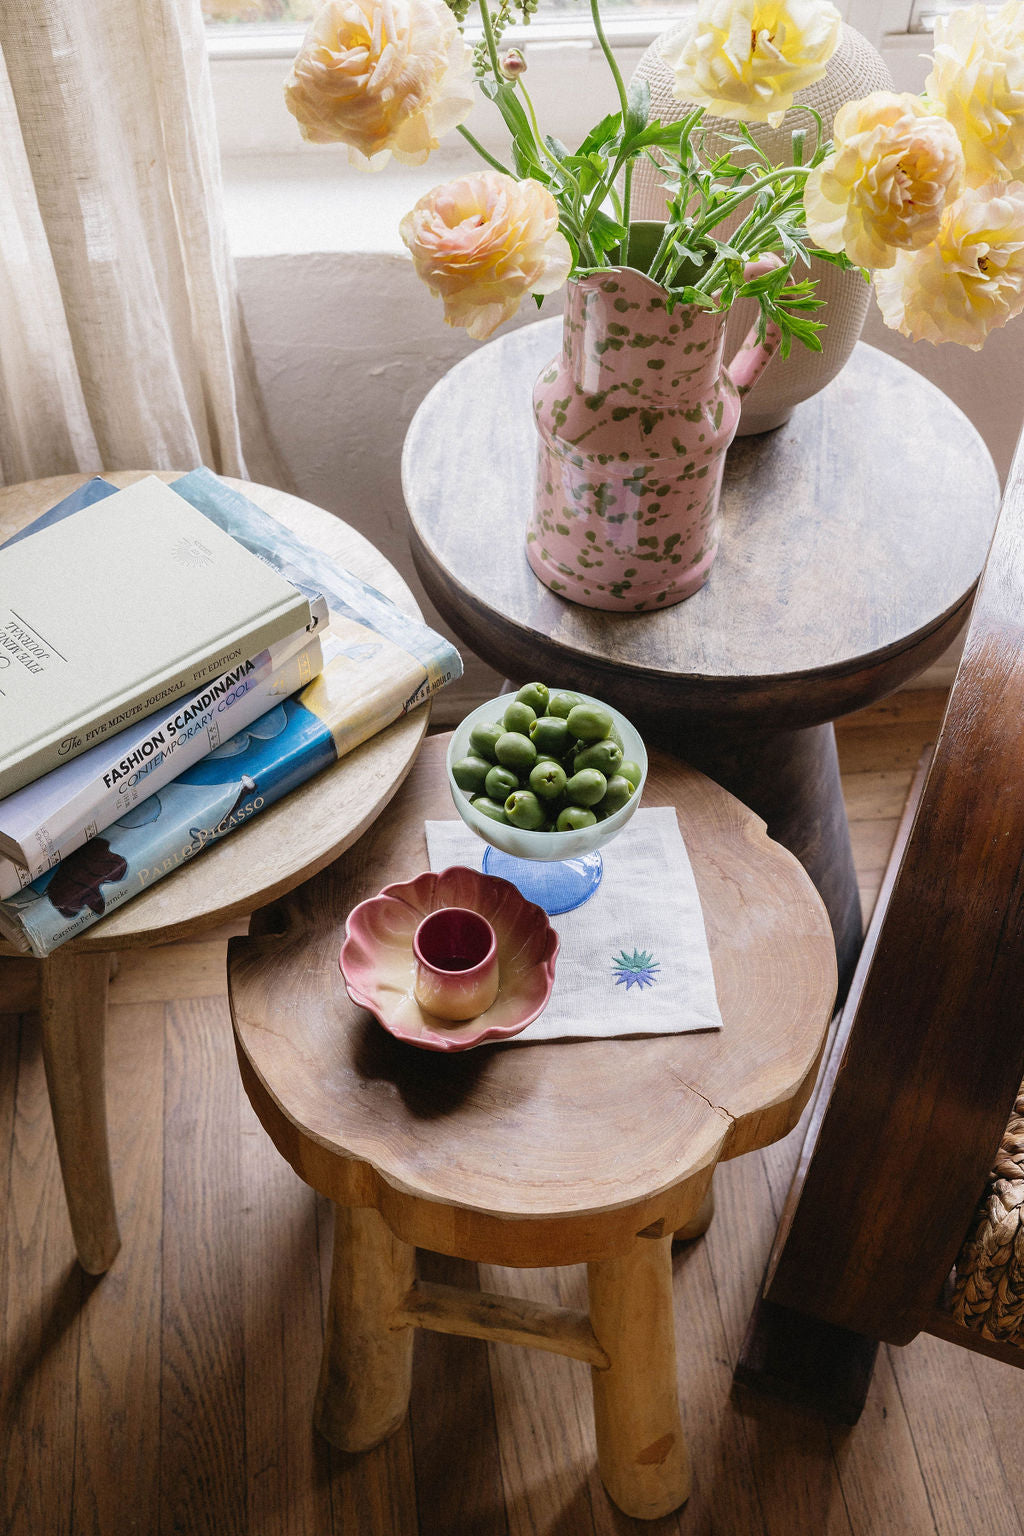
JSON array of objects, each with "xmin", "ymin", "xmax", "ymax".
[{"xmin": 727, "ymin": 255, "xmax": 785, "ymax": 399}]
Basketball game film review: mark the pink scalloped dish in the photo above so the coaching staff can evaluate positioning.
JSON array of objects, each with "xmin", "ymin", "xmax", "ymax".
[{"xmin": 339, "ymin": 866, "xmax": 559, "ymax": 1052}]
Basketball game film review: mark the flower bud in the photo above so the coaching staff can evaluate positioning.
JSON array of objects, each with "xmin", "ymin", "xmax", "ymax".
[{"xmin": 500, "ymin": 48, "xmax": 527, "ymax": 79}]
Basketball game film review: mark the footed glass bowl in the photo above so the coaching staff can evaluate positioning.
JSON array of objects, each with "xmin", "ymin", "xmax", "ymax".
[{"xmin": 446, "ymin": 690, "xmax": 648, "ymax": 915}]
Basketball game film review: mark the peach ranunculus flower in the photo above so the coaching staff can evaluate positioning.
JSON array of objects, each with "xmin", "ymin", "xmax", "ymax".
[
  {"xmin": 925, "ymin": 1, "xmax": 1024, "ymax": 187},
  {"xmin": 873, "ymin": 180, "xmax": 1024, "ymax": 350},
  {"xmin": 400, "ymin": 172, "xmax": 573, "ymax": 340},
  {"xmin": 283, "ymin": 0, "xmax": 474, "ymax": 170},
  {"xmin": 661, "ymin": 0, "xmax": 842, "ymax": 128},
  {"xmin": 803, "ymin": 92, "xmax": 965, "ymax": 270}
]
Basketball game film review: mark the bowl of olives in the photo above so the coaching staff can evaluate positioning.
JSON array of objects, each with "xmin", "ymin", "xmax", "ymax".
[{"xmin": 446, "ymin": 684, "xmax": 647, "ymax": 913}]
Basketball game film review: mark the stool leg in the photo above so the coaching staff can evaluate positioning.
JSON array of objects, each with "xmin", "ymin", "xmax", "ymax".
[
  {"xmin": 674, "ymin": 1178, "xmax": 715, "ymax": 1242},
  {"xmin": 40, "ymin": 950, "xmax": 121, "ymax": 1274},
  {"xmin": 315, "ymin": 1204, "xmax": 416, "ymax": 1452},
  {"xmin": 587, "ymin": 1234, "xmax": 691, "ymax": 1519}
]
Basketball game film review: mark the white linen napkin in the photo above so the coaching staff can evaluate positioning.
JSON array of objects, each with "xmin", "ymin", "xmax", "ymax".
[{"xmin": 425, "ymin": 807, "xmax": 722, "ymax": 1042}]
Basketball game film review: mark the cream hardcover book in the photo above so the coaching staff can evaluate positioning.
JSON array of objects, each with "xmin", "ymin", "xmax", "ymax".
[{"xmin": 0, "ymin": 475, "xmax": 313, "ymax": 798}]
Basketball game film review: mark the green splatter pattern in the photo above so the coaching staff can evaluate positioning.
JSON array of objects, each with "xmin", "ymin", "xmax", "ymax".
[{"xmin": 527, "ymin": 269, "xmax": 752, "ymax": 612}]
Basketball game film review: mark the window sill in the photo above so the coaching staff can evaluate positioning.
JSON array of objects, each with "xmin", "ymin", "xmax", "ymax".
[{"xmin": 221, "ymin": 150, "xmax": 478, "ymax": 259}]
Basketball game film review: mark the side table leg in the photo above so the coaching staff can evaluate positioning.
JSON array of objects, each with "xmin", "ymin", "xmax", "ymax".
[
  {"xmin": 315, "ymin": 1204, "xmax": 416, "ymax": 1452},
  {"xmin": 587, "ymin": 1234, "xmax": 691, "ymax": 1520},
  {"xmin": 672, "ymin": 720, "xmax": 862, "ymax": 997},
  {"xmin": 39, "ymin": 949, "xmax": 121, "ymax": 1275}
]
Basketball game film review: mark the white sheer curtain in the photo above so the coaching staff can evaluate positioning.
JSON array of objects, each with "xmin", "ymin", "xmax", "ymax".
[{"xmin": 0, "ymin": 0, "xmax": 280, "ymax": 487}]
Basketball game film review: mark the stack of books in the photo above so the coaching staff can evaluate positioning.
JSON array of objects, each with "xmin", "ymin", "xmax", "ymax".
[{"xmin": 0, "ymin": 470, "xmax": 462, "ymax": 957}]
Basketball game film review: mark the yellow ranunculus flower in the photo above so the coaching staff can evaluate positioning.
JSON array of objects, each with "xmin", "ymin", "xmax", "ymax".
[
  {"xmin": 284, "ymin": 0, "xmax": 474, "ymax": 169},
  {"xmin": 400, "ymin": 172, "xmax": 572, "ymax": 340},
  {"xmin": 926, "ymin": 1, "xmax": 1024, "ymax": 187},
  {"xmin": 803, "ymin": 92, "xmax": 965, "ymax": 270},
  {"xmin": 661, "ymin": 0, "xmax": 841, "ymax": 127},
  {"xmin": 873, "ymin": 180, "xmax": 1024, "ymax": 350}
]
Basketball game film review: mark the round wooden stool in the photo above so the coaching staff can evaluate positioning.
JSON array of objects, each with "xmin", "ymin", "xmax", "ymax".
[
  {"xmin": 0, "ymin": 472, "xmax": 428, "ymax": 1274},
  {"xmin": 402, "ymin": 335, "xmax": 999, "ymax": 995},
  {"xmin": 227, "ymin": 735, "xmax": 836, "ymax": 1519}
]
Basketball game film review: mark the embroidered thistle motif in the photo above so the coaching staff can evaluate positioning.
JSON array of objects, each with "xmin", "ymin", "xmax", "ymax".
[{"xmin": 612, "ymin": 948, "xmax": 661, "ymax": 991}]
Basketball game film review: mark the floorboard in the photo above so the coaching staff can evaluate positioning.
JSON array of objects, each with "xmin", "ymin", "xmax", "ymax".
[{"xmin": 8, "ymin": 688, "xmax": 1024, "ymax": 1536}]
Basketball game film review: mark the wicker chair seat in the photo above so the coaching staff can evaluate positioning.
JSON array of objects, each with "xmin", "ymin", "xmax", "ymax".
[{"xmin": 951, "ymin": 1085, "xmax": 1024, "ymax": 1344}]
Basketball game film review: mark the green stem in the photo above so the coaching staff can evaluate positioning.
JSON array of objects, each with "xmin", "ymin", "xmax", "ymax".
[
  {"xmin": 477, "ymin": 0, "xmax": 502, "ymax": 80},
  {"xmin": 646, "ymin": 223, "xmax": 678, "ymax": 285},
  {"xmin": 456, "ymin": 123, "xmax": 513, "ymax": 176},
  {"xmin": 691, "ymin": 165, "xmax": 809, "ymax": 241},
  {"xmin": 589, "ymin": 0, "xmax": 630, "ymax": 122},
  {"xmin": 519, "ymin": 83, "xmax": 565, "ymax": 179}
]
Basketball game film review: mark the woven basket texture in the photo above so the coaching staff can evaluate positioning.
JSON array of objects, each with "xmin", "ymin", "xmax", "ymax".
[
  {"xmin": 628, "ymin": 18, "xmax": 893, "ymax": 434},
  {"xmin": 951, "ymin": 1085, "xmax": 1024, "ymax": 1344}
]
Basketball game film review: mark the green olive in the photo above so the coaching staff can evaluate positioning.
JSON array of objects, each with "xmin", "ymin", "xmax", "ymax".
[
  {"xmin": 529, "ymin": 715, "xmax": 572, "ymax": 756},
  {"xmin": 548, "ymin": 690, "xmax": 581, "ymax": 719},
  {"xmin": 573, "ymin": 739, "xmax": 623, "ymax": 777},
  {"xmin": 565, "ymin": 768, "xmax": 607, "ymax": 807},
  {"xmin": 566, "ymin": 703, "xmax": 614, "ymax": 742},
  {"xmin": 556, "ymin": 805, "xmax": 597, "ymax": 831},
  {"xmin": 502, "ymin": 699, "xmax": 536, "ymax": 735},
  {"xmin": 529, "ymin": 759, "xmax": 567, "ymax": 800},
  {"xmin": 504, "ymin": 789, "xmax": 546, "ymax": 830},
  {"xmin": 619, "ymin": 758, "xmax": 643, "ymax": 789},
  {"xmin": 599, "ymin": 774, "xmax": 636, "ymax": 815},
  {"xmin": 469, "ymin": 720, "xmax": 505, "ymax": 762},
  {"xmin": 472, "ymin": 796, "xmax": 509, "ymax": 824},
  {"xmin": 485, "ymin": 764, "xmax": 519, "ymax": 800},
  {"xmin": 516, "ymin": 682, "xmax": 549, "ymax": 714},
  {"xmin": 451, "ymin": 754, "xmax": 492, "ymax": 794},
  {"xmin": 494, "ymin": 731, "xmax": 537, "ymax": 770}
]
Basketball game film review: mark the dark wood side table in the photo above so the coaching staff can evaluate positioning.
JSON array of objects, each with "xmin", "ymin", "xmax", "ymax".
[{"xmin": 403, "ymin": 333, "xmax": 999, "ymax": 991}]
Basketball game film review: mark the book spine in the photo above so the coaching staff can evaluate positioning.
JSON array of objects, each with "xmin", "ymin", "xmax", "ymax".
[
  {"xmin": 0, "ymin": 691, "xmax": 340, "ymax": 957},
  {"xmin": 0, "ymin": 633, "xmax": 323, "ymax": 889},
  {"xmin": 0, "ymin": 587, "xmax": 318, "ymax": 803}
]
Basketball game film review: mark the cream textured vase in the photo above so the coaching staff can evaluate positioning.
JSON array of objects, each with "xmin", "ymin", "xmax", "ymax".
[{"xmin": 629, "ymin": 18, "xmax": 893, "ymax": 434}]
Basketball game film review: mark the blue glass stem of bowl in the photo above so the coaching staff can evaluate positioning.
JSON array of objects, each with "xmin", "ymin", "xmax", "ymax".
[{"xmin": 481, "ymin": 847, "xmax": 603, "ymax": 915}]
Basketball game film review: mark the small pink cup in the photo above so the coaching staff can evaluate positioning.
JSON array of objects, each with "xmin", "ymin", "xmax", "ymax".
[{"xmin": 412, "ymin": 906, "xmax": 500, "ymax": 1022}]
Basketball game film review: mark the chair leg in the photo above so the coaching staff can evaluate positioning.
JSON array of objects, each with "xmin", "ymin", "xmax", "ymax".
[
  {"xmin": 39, "ymin": 950, "xmax": 120, "ymax": 1274},
  {"xmin": 315, "ymin": 1204, "xmax": 416, "ymax": 1452},
  {"xmin": 587, "ymin": 1233, "xmax": 691, "ymax": 1520}
]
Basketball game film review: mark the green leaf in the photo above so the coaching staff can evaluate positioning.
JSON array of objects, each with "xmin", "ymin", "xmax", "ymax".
[
  {"xmin": 576, "ymin": 110, "xmax": 621, "ymax": 157},
  {"xmin": 512, "ymin": 136, "xmax": 546, "ymax": 181},
  {"xmin": 480, "ymin": 78, "xmax": 535, "ymax": 145},
  {"xmin": 588, "ymin": 207, "xmax": 628, "ymax": 259},
  {"xmin": 624, "ymin": 76, "xmax": 650, "ymax": 141}
]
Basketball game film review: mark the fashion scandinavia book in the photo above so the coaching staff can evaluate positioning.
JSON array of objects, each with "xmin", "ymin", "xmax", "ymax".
[
  {"xmin": 0, "ymin": 629, "xmax": 323, "ymax": 896},
  {"xmin": 0, "ymin": 476, "xmax": 316, "ymax": 799}
]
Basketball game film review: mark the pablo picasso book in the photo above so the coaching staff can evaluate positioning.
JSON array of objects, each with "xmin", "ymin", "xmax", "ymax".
[
  {"xmin": 0, "ymin": 476, "xmax": 316, "ymax": 798},
  {"xmin": 0, "ymin": 632, "xmax": 434, "ymax": 956},
  {"xmin": 0, "ymin": 628, "xmax": 322, "ymax": 896}
]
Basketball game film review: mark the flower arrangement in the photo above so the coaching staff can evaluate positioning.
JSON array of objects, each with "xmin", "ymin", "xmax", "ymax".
[{"xmin": 284, "ymin": 0, "xmax": 1024, "ymax": 352}]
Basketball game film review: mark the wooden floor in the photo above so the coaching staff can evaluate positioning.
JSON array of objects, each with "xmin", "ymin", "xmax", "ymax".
[{"xmin": 6, "ymin": 688, "xmax": 1024, "ymax": 1536}]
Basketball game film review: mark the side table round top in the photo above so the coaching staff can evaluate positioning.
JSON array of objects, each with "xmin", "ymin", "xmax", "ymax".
[
  {"xmin": 404, "ymin": 334, "xmax": 1000, "ymax": 728},
  {"xmin": 0, "ymin": 471, "xmax": 428, "ymax": 953},
  {"xmin": 229, "ymin": 735, "xmax": 837, "ymax": 1267}
]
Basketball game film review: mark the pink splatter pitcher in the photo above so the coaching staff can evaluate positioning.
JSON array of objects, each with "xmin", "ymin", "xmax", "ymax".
[{"xmin": 527, "ymin": 262, "xmax": 781, "ymax": 611}]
